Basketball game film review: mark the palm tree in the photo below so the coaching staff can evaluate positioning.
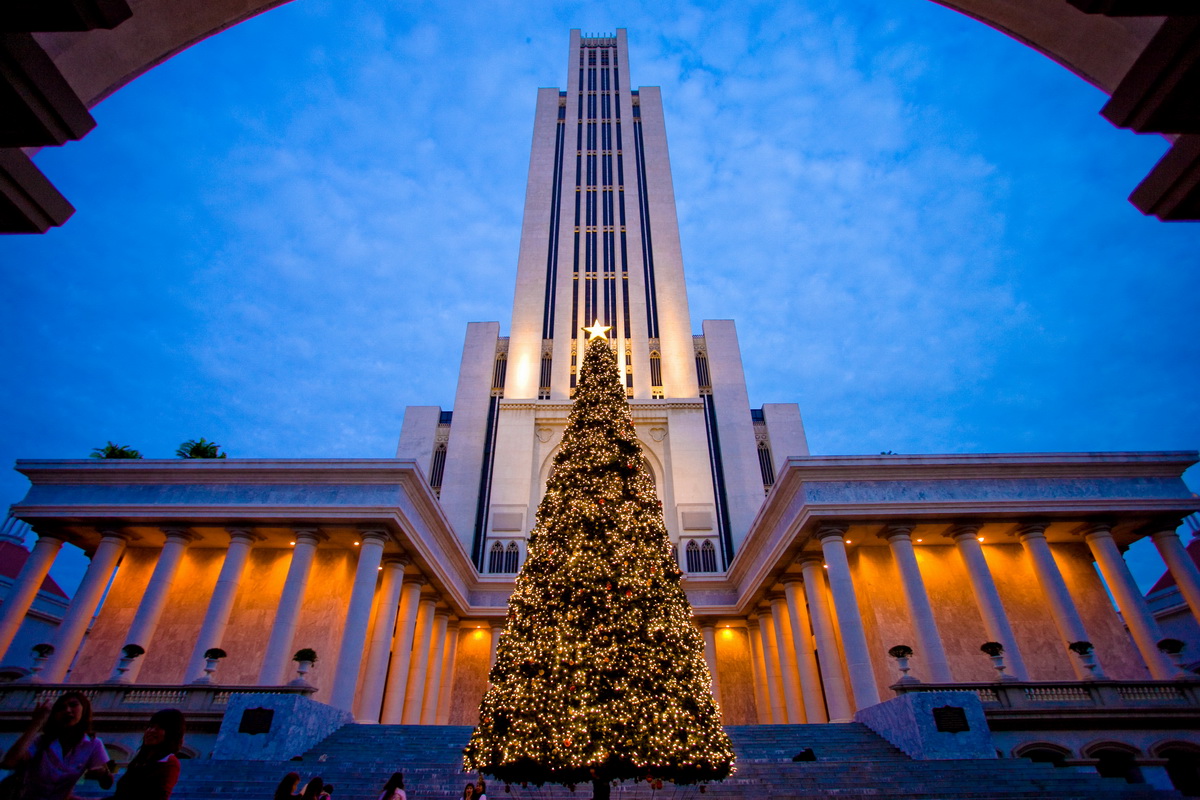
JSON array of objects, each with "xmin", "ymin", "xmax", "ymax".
[
  {"xmin": 175, "ymin": 438, "xmax": 227, "ymax": 459},
  {"xmin": 89, "ymin": 442, "xmax": 143, "ymax": 459}
]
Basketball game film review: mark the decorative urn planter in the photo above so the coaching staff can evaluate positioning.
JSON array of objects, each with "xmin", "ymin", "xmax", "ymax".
[
  {"xmin": 887, "ymin": 645, "xmax": 918, "ymax": 684},
  {"xmin": 290, "ymin": 648, "xmax": 318, "ymax": 686},
  {"xmin": 108, "ymin": 644, "xmax": 144, "ymax": 684},
  {"xmin": 980, "ymin": 642, "xmax": 1016, "ymax": 682},
  {"xmin": 193, "ymin": 648, "xmax": 226, "ymax": 685},
  {"xmin": 26, "ymin": 644, "xmax": 54, "ymax": 683}
]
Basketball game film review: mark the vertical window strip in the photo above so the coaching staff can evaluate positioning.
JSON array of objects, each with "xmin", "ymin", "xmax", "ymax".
[
  {"xmin": 685, "ymin": 540, "xmax": 699, "ymax": 573},
  {"xmin": 504, "ymin": 541, "xmax": 520, "ymax": 573},
  {"xmin": 702, "ymin": 395, "xmax": 734, "ymax": 568},
  {"xmin": 757, "ymin": 442, "xmax": 775, "ymax": 490},
  {"xmin": 649, "ymin": 350, "xmax": 662, "ymax": 388},
  {"xmin": 471, "ymin": 396, "xmax": 501, "ymax": 569},
  {"xmin": 488, "ymin": 541, "xmax": 505, "ymax": 574},
  {"xmin": 429, "ymin": 443, "xmax": 447, "ymax": 494},
  {"xmin": 492, "ymin": 353, "xmax": 507, "ymax": 394},
  {"xmin": 632, "ymin": 106, "xmax": 659, "ymax": 339},
  {"xmin": 542, "ymin": 98, "xmax": 567, "ymax": 341},
  {"xmin": 701, "ymin": 540, "xmax": 717, "ymax": 573},
  {"xmin": 695, "ymin": 352, "xmax": 711, "ymax": 390}
]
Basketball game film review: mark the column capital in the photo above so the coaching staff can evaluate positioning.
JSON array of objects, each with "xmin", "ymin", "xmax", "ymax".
[
  {"xmin": 697, "ymin": 620, "xmax": 716, "ymax": 631},
  {"xmin": 357, "ymin": 527, "xmax": 391, "ymax": 545},
  {"xmin": 1013, "ymin": 521, "xmax": 1049, "ymax": 541},
  {"xmin": 814, "ymin": 523, "xmax": 849, "ymax": 541},
  {"xmin": 794, "ymin": 554, "xmax": 824, "ymax": 568},
  {"xmin": 381, "ymin": 555, "xmax": 411, "ymax": 569},
  {"xmin": 291, "ymin": 527, "xmax": 327, "ymax": 546},
  {"xmin": 878, "ymin": 524, "xmax": 915, "ymax": 543},
  {"xmin": 30, "ymin": 526, "xmax": 68, "ymax": 545},
  {"xmin": 159, "ymin": 527, "xmax": 198, "ymax": 544},
  {"xmin": 1148, "ymin": 523, "xmax": 1186, "ymax": 542},
  {"xmin": 781, "ymin": 575, "xmax": 804, "ymax": 587},
  {"xmin": 945, "ymin": 523, "xmax": 982, "ymax": 541},
  {"xmin": 406, "ymin": 574, "xmax": 429, "ymax": 589},
  {"xmin": 766, "ymin": 592, "xmax": 787, "ymax": 604},
  {"xmin": 746, "ymin": 617, "xmax": 761, "ymax": 631},
  {"xmin": 95, "ymin": 527, "xmax": 133, "ymax": 543},
  {"xmin": 225, "ymin": 527, "xmax": 263, "ymax": 544},
  {"xmin": 1077, "ymin": 521, "xmax": 1114, "ymax": 541},
  {"xmin": 433, "ymin": 608, "xmax": 452, "ymax": 620},
  {"xmin": 756, "ymin": 603, "xmax": 774, "ymax": 617},
  {"xmin": 445, "ymin": 618, "xmax": 461, "ymax": 631}
]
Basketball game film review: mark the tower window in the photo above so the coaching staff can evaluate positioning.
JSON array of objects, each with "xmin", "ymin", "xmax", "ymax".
[
  {"xmin": 504, "ymin": 541, "xmax": 520, "ymax": 573},
  {"xmin": 757, "ymin": 441, "xmax": 775, "ymax": 491},
  {"xmin": 429, "ymin": 442, "xmax": 447, "ymax": 494},
  {"xmin": 685, "ymin": 539, "xmax": 718, "ymax": 573},
  {"xmin": 492, "ymin": 353, "xmax": 508, "ymax": 394},
  {"xmin": 649, "ymin": 350, "xmax": 662, "ymax": 388},
  {"xmin": 488, "ymin": 541, "xmax": 505, "ymax": 573}
]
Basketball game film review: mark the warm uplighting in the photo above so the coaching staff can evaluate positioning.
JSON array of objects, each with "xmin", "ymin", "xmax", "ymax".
[
  {"xmin": 354, "ymin": 541, "xmax": 360, "ymax": 546},
  {"xmin": 977, "ymin": 536, "xmax": 985, "ymax": 542},
  {"xmin": 289, "ymin": 541, "xmax": 296, "ymax": 546},
  {"xmin": 377, "ymin": 566, "xmax": 383, "ymax": 570},
  {"xmin": 845, "ymin": 540, "xmax": 851, "ymax": 544},
  {"xmin": 916, "ymin": 538, "xmax": 923, "ymax": 543}
]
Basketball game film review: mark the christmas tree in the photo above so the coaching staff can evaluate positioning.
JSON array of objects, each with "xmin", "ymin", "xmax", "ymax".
[{"xmin": 464, "ymin": 323, "xmax": 735, "ymax": 792}]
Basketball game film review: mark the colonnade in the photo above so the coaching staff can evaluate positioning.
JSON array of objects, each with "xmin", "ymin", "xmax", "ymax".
[
  {"xmin": 0, "ymin": 524, "xmax": 496, "ymax": 725},
  {"xmin": 2, "ymin": 517, "xmax": 1200, "ymax": 727},
  {"xmin": 699, "ymin": 521, "xmax": 1200, "ymax": 724}
]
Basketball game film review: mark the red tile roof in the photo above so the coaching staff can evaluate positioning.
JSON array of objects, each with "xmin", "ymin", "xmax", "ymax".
[{"xmin": 0, "ymin": 540, "xmax": 68, "ymax": 598}]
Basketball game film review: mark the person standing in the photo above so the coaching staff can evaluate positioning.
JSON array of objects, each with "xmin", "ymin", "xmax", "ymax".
[
  {"xmin": 0, "ymin": 691, "xmax": 112, "ymax": 800},
  {"xmin": 377, "ymin": 773, "xmax": 406, "ymax": 800}
]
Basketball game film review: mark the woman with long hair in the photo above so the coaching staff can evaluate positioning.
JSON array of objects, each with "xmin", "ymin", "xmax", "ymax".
[
  {"xmin": 0, "ymin": 690, "xmax": 113, "ymax": 799},
  {"xmin": 273, "ymin": 771, "xmax": 302, "ymax": 800},
  {"xmin": 460, "ymin": 782, "xmax": 475, "ymax": 800},
  {"xmin": 109, "ymin": 708, "xmax": 185, "ymax": 800},
  {"xmin": 300, "ymin": 776, "xmax": 324, "ymax": 800},
  {"xmin": 378, "ymin": 772, "xmax": 406, "ymax": 800}
]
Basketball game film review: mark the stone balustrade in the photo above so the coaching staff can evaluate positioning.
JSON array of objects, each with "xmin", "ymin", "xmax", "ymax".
[
  {"xmin": 892, "ymin": 679, "xmax": 1200, "ymax": 713},
  {"xmin": 0, "ymin": 682, "xmax": 315, "ymax": 723}
]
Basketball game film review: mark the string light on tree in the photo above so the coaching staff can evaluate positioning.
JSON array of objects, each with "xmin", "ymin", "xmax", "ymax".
[{"xmin": 464, "ymin": 328, "xmax": 735, "ymax": 795}]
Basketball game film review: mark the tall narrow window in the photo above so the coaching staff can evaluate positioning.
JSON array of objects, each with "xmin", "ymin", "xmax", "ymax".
[
  {"xmin": 685, "ymin": 539, "xmax": 700, "ymax": 573},
  {"xmin": 504, "ymin": 541, "xmax": 520, "ymax": 573},
  {"xmin": 488, "ymin": 541, "xmax": 505, "ymax": 573},
  {"xmin": 429, "ymin": 442, "xmax": 447, "ymax": 494},
  {"xmin": 539, "ymin": 352, "xmax": 552, "ymax": 400},
  {"xmin": 492, "ymin": 353, "xmax": 508, "ymax": 394},
  {"xmin": 757, "ymin": 441, "xmax": 775, "ymax": 491},
  {"xmin": 700, "ymin": 540, "xmax": 717, "ymax": 573},
  {"xmin": 649, "ymin": 350, "xmax": 662, "ymax": 389}
]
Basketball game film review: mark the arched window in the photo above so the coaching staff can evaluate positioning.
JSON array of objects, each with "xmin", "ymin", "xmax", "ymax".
[
  {"xmin": 1152, "ymin": 742, "xmax": 1200, "ymax": 796},
  {"xmin": 504, "ymin": 541, "xmax": 520, "ymax": 573},
  {"xmin": 685, "ymin": 540, "xmax": 700, "ymax": 573},
  {"xmin": 488, "ymin": 541, "xmax": 505, "ymax": 573},
  {"xmin": 1084, "ymin": 743, "xmax": 1144, "ymax": 784},
  {"xmin": 700, "ymin": 540, "xmax": 717, "ymax": 573},
  {"xmin": 1014, "ymin": 742, "xmax": 1071, "ymax": 768},
  {"xmin": 670, "ymin": 544, "xmax": 679, "ymax": 567}
]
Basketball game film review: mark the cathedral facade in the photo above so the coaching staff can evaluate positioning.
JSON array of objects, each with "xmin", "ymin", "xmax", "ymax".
[{"xmin": 1, "ymin": 29, "xmax": 1199, "ymax": 783}]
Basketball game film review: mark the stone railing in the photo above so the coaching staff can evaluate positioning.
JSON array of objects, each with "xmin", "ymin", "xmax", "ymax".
[
  {"xmin": 0, "ymin": 683, "xmax": 315, "ymax": 722},
  {"xmin": 892, "ymin": 679, "xmax": 1200, "ymax": 712}
]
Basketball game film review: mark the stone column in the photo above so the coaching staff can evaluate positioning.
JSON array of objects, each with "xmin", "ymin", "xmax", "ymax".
[
  {"xmin": 258, "ymin": 528, "xmax": 323, "ymax": 685},
  {"xmin": 185, "ymin": 528, "xmax": 257, "ymax": 683},
  {"xmin": 783, "ymin": 577, "xmax": 827, "ymax": 723},
  {"xmin": 420, "ymin": 610, "xmax": 451, "ymax": 724},
  {"xmin": 799, "ymin": 556, "xmax": 852, "ymax": 722},
  {"xmin": 40, "ymin": 530, "xmax": 127, "ymax": 683},
  {"xmin": 1150, "ymin": 527, "xmax": 1200, "ymax": 625},
  {"xmin": 746, "ymin": 618, "xmax": 771, "ymax": 724},
  {"xmin": 401, "ymin": 596, "xmax": 438, "ymax": 724},
  {"xmin": 117, "ymin": 528, "xmax": 194, "ymax": 683},
  {"xmin": 436, "ymin": 621, "xmax": 461, "ymax": 724},
  {"xmin": 699, "ymin": 622, "xmax": 722, "ymax": 708},
  {"xmin": 768, "ymin": 594, "xmax": 805, "ymax": 723},
  {"xmin": 816, "ymin": 526, "xmax": 880, "ymax": 710},
  {"xmin": 1016, "ymin": 524, "xmax": 1098, "ymax": 680},
  {"xmin": 380, "ymin": 576, "xmax": 425, "ymax": 724},
  {"xmin": 1083, "ymin": 524, "xmax": 1174, "ymax": 679},
  {"xmin": 0, "ymin": 530, "xmax": 64, "ymax": 661},
  {"xmin": 358, "ymin": 556, "xmax": 409, "ymax": 722},
  {"xmin": 757, "ymin": 605, "xmax": 786, "ymax": 723},
  {"xmin": 330, "ymin": 530, "xmax": 390, "ymax": 712},
  {"xmin": 882, "ymin": 526, "xmax": 953, "ymax": 683},
  {"xmin": 949, "ymin": 525, "xmax": 1028, "ymax": 681}
]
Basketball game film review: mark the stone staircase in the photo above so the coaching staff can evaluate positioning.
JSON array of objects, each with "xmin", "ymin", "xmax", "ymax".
[{"xmin": 78, "ymin": 723, "xmax": 1183, "ymax": 800}]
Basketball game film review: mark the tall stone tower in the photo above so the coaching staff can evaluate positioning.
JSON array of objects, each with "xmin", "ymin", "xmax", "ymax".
[{"xmin": 398, "ymin": 29, "xmax": 808, "ymax": 573}]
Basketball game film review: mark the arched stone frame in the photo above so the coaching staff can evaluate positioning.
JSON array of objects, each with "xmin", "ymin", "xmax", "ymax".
[
  {"xmin": 536, "ymin": 438, "xmax": 665, "ymax": 508},
  {"xmin": 1150, "ymin": 740, "xmax": 1200, "ymax": 796},
  {"xmin": 1012, "ymin": 741, "xmax": 1073, "ymax": 766},
  {"xmin": 1081, "ymin": 740, "xmax": 1145, "ymax": 784}
]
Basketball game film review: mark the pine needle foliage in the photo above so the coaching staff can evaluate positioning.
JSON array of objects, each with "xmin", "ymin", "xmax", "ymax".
[{"xmin": 465, "ymin": 336, "xmax": 734, "ymax": 789}]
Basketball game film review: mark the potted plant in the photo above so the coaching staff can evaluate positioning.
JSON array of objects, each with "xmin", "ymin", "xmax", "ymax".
[
  {"xmin": 291, "ymin": 648, "xmax": 318, "ymax": 685},
  {"xmin": 28, "ymin": 643, "xmax": 54, "ymax": 682},
  {"xmin": 980, "ymin": 641, "xmax": 1015, "ymax": 681},
  {"xmin": 89, "ymin": 442, "xmax": 142, "ymax": 459},
  {"xmin": 194, "ymin": 647, "xmax": 227, "ymax": 684},
  {"xmin": 175, "ymin": 438, "xmax": 227, "ymax": 459},
  {"xmin": 888, "ymin": 644, "xmax": 918, "ymax": 684},
  {"xmin": 1157, "ymin": 638, "xmax": 1188, "ymax": 675},
  {"xmin": 1066, "ymin": 640, "xmax": 1101, "ymax": 678},
  {"xmin": 111, "ymin": 643, "xmax": 145, "ymax": 683}
]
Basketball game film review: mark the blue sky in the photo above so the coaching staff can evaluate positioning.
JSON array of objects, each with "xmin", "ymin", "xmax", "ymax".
[{"xmin": 1, "ymin": 0, "xmax": 1197, "ymax": 593}]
